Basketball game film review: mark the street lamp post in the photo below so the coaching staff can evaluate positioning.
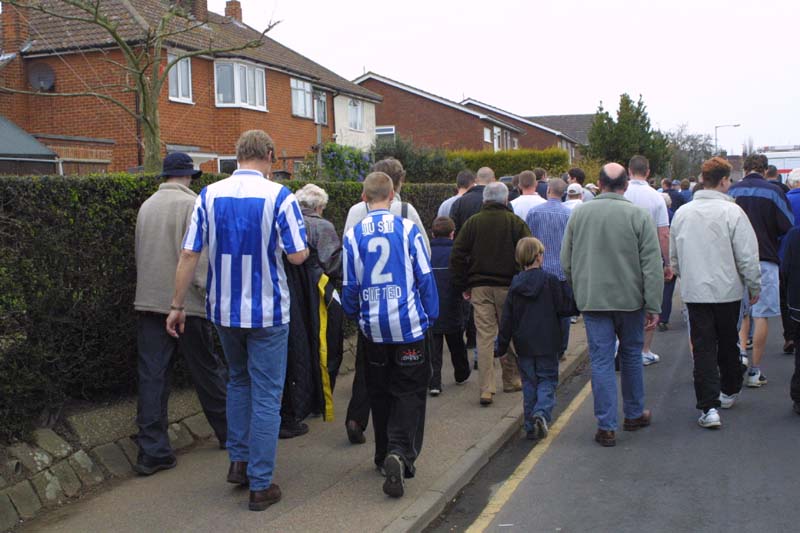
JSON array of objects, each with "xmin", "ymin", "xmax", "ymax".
[{"xmin": 714, "ymin": 123, "xmax": 741, "ymax": 154}]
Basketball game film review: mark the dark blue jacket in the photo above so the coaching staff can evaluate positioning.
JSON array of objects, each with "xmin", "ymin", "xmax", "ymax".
[
  {"xmin": 728, "ymin": 173, "xmax": 793, "ymax": 265},
  {"xmin": 781, "ymin": 227, "xmax": 800, "ymax": 322},
  {"xmin": 430, "ymin": 237, "xmax": 465, "ymax": 334}
]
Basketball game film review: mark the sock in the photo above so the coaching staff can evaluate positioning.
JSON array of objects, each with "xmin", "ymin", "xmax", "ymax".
[{"xmin": 749, "ymin": 365, "xmax": 760, "ymax": 375}]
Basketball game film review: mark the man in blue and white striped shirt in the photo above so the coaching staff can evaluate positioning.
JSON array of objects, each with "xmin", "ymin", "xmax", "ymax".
[
  {"xmin": 167, "ymin": 130, "xmax": 307, "ymax": 512},
  {"xmin": 342, "ymin": 171, "xmax": 438, "ymax": 499}
]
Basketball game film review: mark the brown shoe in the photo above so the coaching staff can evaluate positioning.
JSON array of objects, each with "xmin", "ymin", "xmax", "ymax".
[
  {"xmin": 480, "ymin": 392, "xmax": 494, "ymax": 406},
  {"xmin": 249, "ymin": 484, "xmax": 281, "ymax": 511},
  {"xmin": 503, "ymin": 382, "xmax": 523, "ymax": 393},
  {"xmin": 594, "ymin": 429, "xmax": 616, "ymax": 447},
  {"xmin": 227, "ymin": 461, "xmax": 249, "ymax": 486},
  {"xmin": 623, "ymin": 409, "xmax": 652, "ymax": 431}
]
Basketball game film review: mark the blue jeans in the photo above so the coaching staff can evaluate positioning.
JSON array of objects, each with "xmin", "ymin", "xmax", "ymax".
[
  {"xmin": 517, "ymin": 355, "xmax": 559, "ymax": 429},
  {"xmin": 216, "ymin": 323, "xmax": 289, "ymax": 491},
  {"xmin": 583, "ymin": 310, "xmax": 646, "ymax": 431}
]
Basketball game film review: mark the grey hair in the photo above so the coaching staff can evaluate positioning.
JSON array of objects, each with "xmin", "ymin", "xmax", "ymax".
[
  {"xmin": 787, "ymin": 168, "xmax": 800, "ymax": 189},
  {"xmin": 295, "ymin": 183, "xmax": 329, "ymax": 210},
  {"xmin": 483, "ymin": 181, "xmax": 509, "ymax": 204}
]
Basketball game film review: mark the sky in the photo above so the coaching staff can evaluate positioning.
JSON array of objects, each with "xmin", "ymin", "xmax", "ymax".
[{"xmin": 217, "ymin": 1, "xmax": 795, "ymax": 155}]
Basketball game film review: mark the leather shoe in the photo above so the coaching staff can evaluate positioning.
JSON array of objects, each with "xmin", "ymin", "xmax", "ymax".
[
  {"xmin": 623, "ymin": 409, "xmax": 652, "ymax": 431},
  {"xmin": 594, "ymin": 429, "xmax": 616, "ymax": 447},
  {"xmin": 278, "ymin": 421, "xmax": 309, "ymax": 439},
  {"xmin": 132, "ymin": 454, "xmax": 176, "ymax": 475},
  {"xmin": 346, "ymin": 420, "xmax": 366, "ymax": 444},
  {"xmin": 227, "ymin": 461, "xmax": 249, "ymax": 486},
  {"xmin": 249, "ymin": 484, "xmax": 281, "ymax": 511}
]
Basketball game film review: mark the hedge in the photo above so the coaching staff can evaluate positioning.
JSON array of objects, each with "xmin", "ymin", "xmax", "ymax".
[
  {"xmin": 0, "ymin": 174, "xmax": 454, "ymax": 441},
  {"xmin": 447, "ymin": 147, "xmax": 571, "ymax": 178}
]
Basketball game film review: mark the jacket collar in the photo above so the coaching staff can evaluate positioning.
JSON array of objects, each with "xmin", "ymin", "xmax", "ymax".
[
  {"xmin": 158, "ymin": 182, "xmax": 196, "ymax": 196},
  {"xmin": 693, "ymin": 189, "xmax": 733, "ymax": 202},
  {"xmin": 231, "ymin": 169, "xmax": 265, "ymax": 179},
  {"xmin": 480, "ymin": 201, "xmax": 509, "ymax": 212},
  {"xmin": 595, "ymin": 192, "xmax": 630, "ymax": 202}
]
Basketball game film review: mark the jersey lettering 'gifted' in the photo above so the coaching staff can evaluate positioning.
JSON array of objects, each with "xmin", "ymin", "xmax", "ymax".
[{"xmin": 342, "ymin": 209, "xmax": 438, "ymax": 344}]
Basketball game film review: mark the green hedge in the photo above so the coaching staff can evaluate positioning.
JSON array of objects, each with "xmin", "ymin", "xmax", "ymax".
[
  {"xmin": 374, "ymin": 137, "xmax": 467, "ymax": 183},
  {"xmin": 0, "ymin": 173, "xmax": 453, "ymax": 440},
  {"xmin": 447, "ymin": 148, "xmax": 571, "ymax": 178}
]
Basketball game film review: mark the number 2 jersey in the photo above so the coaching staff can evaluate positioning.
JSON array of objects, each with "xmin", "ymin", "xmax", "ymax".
[{"xmin": 342, "ymin": 209, "xmax": 438, "ymax": 344}]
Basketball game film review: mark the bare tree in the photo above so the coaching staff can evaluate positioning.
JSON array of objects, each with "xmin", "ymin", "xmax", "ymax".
[
  {"xmin": 666, "ymin": 124, "xmax": 714, "ymax": 180},
  {"xmin": 1, "ymin": 1, "xmax": 278, "ymax": 172}
]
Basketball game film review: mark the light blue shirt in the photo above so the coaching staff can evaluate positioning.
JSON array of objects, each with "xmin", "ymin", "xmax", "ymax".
[{"xmin": 525, "ymin": 199, "xmax": 571, "ymax": 281}]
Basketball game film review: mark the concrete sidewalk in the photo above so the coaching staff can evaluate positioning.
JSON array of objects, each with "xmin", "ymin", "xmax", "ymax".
[{"xmin": 27, "ymin": 325, "xmax": 588, "ymax": 533}]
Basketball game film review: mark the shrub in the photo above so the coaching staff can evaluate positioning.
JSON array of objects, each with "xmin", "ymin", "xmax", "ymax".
[
  {"xmin": 447, "ymin": 147, "xmax": 571, "ymax": 178},
  {"xmin": 0, "ymin": 173, "xmax": 453, "ymax": 441},
  {"xmin": 372, "ymin": 137, "xmax": 467, "ymax": 183},
  {"xmin": 295, "ymin": 142, "xmax": 372, "ymax": 182}
]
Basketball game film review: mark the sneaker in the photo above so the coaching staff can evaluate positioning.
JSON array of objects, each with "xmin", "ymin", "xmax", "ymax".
[
  {"xmin": 642, "ymin": 351, "xmax": 660, "ymax": 366},
  {"xmin": 739, "ymin": 353, "xmax": 749, "ymax": 368},
  {"xmin": 719, "ymin": 392, "xmax": 738, "ymax": 409},
  {"xmin": 133, "ymin": 454, "xmax": 177, "ymax": 476},
  {"xmin": 657, "ymin": 322, "xmax": 668, "ymax": 332},
  {"xmin": 533, "ymin": 415, "xmax": 549, "ymax": 440},
  {"xmin": 746, "ymin": 370, "xmax": 767, "ymax": 388},
  {"xmin": 698, "ymin": 408, "xmax": 722, "ymax": 429},
  {"xmin": 570, "ymin": 316, "xmax": 578, "ymax": 324},
  {"xmin": 382, "ymin": 454, "xmax": 405, "ymax": 498},
  {"xmin": 429, "ymin": 388, "xmax": 441, "ymax": 397},
  {"xmin": 455, "ymin": 373, "xmax": 470, "ymax": 385}
]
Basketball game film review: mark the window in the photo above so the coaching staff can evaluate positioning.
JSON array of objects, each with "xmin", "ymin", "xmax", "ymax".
[
  {"xmin": 314, "ymin": 91, "xmax": 327, "ymax": 125},
  {"xmin": 218, "ymin": 157, "xmax": 237, "ymax": 174},
  {"xmin": 483, "ymin": 127, "xmax": 492, "ymax": 143},
  {"xmin": 168, "ymin": 53, "xmax": 192, "ymax": 103},
  {"xmin": 512, "ymin": 137, "xmax": 519, "ymax": 150},
  {"xmin": 214, "ymin": 61, "xmax": 267, "ymax": 111},
  {"xmin": 376, "ymin": 126, "xmax": 396, "ymax": 142},
  {"xmin": 493, "ymin": 126, "xmax": 501, "ymax": 152},
  {"xmin": 348, "ymin": 99, "xmax": 363, "ymax": 130},
  {"xmin": 291, "ymin": 78, "xmax": 313, "ymax": 118}
]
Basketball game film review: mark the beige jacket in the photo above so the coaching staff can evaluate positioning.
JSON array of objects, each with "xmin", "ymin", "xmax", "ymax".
[{"xmin": 134, "ymin": 183, "xmax": 207, "ymax": 317}]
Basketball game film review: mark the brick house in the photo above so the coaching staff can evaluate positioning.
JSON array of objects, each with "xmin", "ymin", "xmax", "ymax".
[
  {"xmin": 354, "ymin": 72, "xmax": 522, "ymax": 152},
  {"xmin": 0, "ymin": 0, "xmax": 381, "ymax": 174},
  {"xmin": 461, "ymin": 99, "xmax": 580, "ymax": 162}
]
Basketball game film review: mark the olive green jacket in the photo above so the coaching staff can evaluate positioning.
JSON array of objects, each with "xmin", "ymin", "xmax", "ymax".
[{"xmin": 560, "ymin": 193, "xmax": 664, "ymax": 314}]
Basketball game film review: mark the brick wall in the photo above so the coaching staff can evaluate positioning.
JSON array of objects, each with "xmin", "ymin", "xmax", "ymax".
[{"xmin": 462, "ymin": 103, "xmax": 561, "ymax": 151}]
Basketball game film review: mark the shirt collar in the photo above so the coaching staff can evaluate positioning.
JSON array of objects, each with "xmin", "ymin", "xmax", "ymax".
[
  {"xmin": 231, "ymin": 169, "xmax": 266, "ymax": 179},
  {"xmin": 596, "ymin": 192, "xmax": 630, "ymax": 202},
  {"xmin": 158, "ymin": 182, "xmax": 196, "ymax": 195},
  {"xmin": 693, "ymin": 189, "xmax": 732, "ymax": 202}
]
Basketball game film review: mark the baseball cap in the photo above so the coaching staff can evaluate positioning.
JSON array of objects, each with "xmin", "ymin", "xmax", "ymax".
[
  {"xmin": 160, "ymin": 152, "xmax": 202, "ymax": 179},
  {"xmin": 567, "ymin": 183, "xmax": 583, "ymax": 195}
]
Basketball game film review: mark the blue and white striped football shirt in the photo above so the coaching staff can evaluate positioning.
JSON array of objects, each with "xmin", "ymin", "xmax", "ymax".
[
  {"xmin": 342, "ymin": 209, "xmax": 438, "ymax": 344},
  {"xmin": 183, "ymin": 169, "xmax": 307, "ymax": 328}
]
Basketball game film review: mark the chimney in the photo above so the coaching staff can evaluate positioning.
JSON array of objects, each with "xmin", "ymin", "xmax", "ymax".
[
  {"xmin": 190, "ymin": 0, "xmax": 207, "ymax": 22},
  {"xmin": 1, "ymin": 1, "xmax": 30, "ymax": 52},
  {"xmin": 225, "ymin": 1, "xmax": 242, "ymax": 22}
]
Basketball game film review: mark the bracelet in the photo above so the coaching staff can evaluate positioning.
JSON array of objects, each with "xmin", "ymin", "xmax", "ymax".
[{"xmin": 170, "ymin": 305, "xmax": 185, "ymax": 311}]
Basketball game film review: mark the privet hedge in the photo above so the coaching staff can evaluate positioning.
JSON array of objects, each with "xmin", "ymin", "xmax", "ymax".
[
  {"xmin": 447, "ymin": 148, "xmax": 571, "ymax": 178},
  {"xmin": 0, "ymin": 174, "xmax": 453, "ymax": 440}
]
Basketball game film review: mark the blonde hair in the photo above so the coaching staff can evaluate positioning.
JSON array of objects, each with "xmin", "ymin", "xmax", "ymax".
[
  {"xmin": 295, "ymin": 183, "xmax": 329, "ymax": 210},
  {"xmin": 363, "ymin": 172, "xmax": 394, "ymax": 203},
  {"xmin": 236, "ymin": 130, "xmax": 275, "ymax": 162},
  {"xmin": 515, "ymin": 237, "xmax": 545, "ymax": 268}
]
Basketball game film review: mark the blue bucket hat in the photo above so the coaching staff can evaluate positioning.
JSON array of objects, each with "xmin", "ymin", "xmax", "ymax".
[{"xmin": 161, "ymin": 152, "xmax": 201, "ymax": 179}]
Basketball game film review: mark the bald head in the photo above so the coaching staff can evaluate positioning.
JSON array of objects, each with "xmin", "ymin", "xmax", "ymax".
[
  {"xmin": 476, "ymin": 167, "xmax": 496, "ymax": 184},
  {"xmin": 598, "ymin": 162, "xmax": 628, "ymax": 193}
]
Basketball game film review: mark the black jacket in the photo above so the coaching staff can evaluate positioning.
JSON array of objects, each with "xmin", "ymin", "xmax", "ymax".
[
  {"xmin": 782, "ymin": 226, "xmax": 800, "ymax": 322},
  {"xmin": 450, "ymin": 185, "xmax": 486, "ymax": 234},
  {"xmin": 430, "ymin": 237, "xmax": 465, "ymax": 334},
  {"xmin": 496, "ymin": 269, "xmax": 575, "ymax": 357}
]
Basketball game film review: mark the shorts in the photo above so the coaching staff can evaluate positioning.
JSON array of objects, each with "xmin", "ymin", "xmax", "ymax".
[{"xmin": 746, "ymin": 261, "xmax": 780, "ymax": 318}]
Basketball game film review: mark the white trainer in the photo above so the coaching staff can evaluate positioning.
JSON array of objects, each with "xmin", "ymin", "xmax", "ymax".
[
  {"xmin": 739, "ymin": 353, "xmax": 749, "ymax": 368},
  {"xmin": 698, "ymin": 408, "xmax": 722, "ymax": 428},
  {"xmin": 746, "ymin": 370, "xmax": 767, "ymax": 388},
  {"xmin": 642, "ymin": 351, "xmax": 660, "ymax": 366},
  {"xmin": 719, "ymin": 392, "xmax": 738, "ymax": 409}
]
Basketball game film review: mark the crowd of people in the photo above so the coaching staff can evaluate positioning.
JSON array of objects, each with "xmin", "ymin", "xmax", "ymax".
[{"xmin": 131, "ymin": 127, "xmax": 800, "ymax": 511}]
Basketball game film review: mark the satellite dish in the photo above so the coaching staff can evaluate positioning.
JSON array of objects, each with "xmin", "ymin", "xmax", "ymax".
[{"xmin": 27, "ymin": 62, "xmax": 55, "ymax": 91}]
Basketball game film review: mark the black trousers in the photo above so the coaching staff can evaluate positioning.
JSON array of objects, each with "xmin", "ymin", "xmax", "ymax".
[
  {"xmin": 345, "ymin": 334, "xmax": 371, "ymax": 430},
  {"xmin": 686, "ymin": 302, "xmax": 745, "ymax": 412},
  {"xmin": 136, "ymin": 313, "xmax": 228, "ymax": 458},
  {"xmin": 780, "ymin": 270, "xmax": 798, "ymax": 343},
  {"xmin": 362, "ymin": 333, "xmax": 430, "ymax": 478},
  {"xmin": 429, "ymin": 331, "xmax": 471, "ymax": 389}
]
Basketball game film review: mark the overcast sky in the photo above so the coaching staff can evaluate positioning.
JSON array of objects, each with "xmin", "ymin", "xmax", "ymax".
[{"xmin": 219, "ymin": 0, "xmax": 798, "ymax": 155}]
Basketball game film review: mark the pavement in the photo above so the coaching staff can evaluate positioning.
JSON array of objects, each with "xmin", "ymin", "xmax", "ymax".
[
  {"xmin": 24, "ymin": 324, "xmax": 588, "ymax": 533},
  {"xmin": 465, "ymin": 315, "xmax": 800, "ymax": 533}
]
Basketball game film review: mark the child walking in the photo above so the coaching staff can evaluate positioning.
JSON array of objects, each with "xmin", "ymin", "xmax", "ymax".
[{"xmin": 496, "ymin": 237, "xmax": 575, "ymax": 441}]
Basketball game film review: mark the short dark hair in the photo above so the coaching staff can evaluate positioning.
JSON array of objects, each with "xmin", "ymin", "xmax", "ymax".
[
  {"xmin": 432, "ymin": 216, "xmax": 455, "ymax": 238},
  {"xmin": 766, "ymin": 165, "xmax": 779, "ymax": 178},
  {"xmin": 567, "ymin": 167, "xmax": 585, "ymax": 184},
  {"xmin": 456, "ymin": 169, "xmax": 476, "ymax": 190},
  {"xmin": 661, "ymin": 178, "xmax": 672, "ymax": 189},
  {"xmin": 533, "ymin": 167, "xmax": 547, "ymax": 181},
  {"xmin": 680, "ymin": 179, "xmax": 690, "ymax": 190},
  {"xmin": 518, "ymin": 170, "xmax": 536, "ymax": 189},
  {"xmin": 598, "ymin": 165, "xmax": 628, "ymax": 192},
  {"xmin": 371, "ymin": 158, "xmax": 406, "ymax": 192},
  {"xmin": 511, "ymin": 174, "xmax": 520, "ymax": 187},
  {"xmin": 628, "ymin": 155, "xmax": 649, "ymax": 177},
  {"xmin": 701, "ymin": 157, "xmax": 732, "ymax": 187},
  {"xmin": 743, "ymin": 154, "xmax": 768, "ymax": 174}
]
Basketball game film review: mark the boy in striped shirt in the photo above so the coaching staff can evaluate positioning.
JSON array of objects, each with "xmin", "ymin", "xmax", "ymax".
[{"xmin": 342, "ymin": 172, "xmax": 439, "ymax": 498}]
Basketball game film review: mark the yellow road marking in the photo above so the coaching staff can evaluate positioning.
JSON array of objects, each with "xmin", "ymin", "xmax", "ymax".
[{"xmin": 466, "ymin": 379, "xmax": 593, "ymax": 532}]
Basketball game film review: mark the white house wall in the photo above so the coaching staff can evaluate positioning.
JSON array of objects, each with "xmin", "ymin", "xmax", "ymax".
[{"xmin": 334, "ymin": 96, "xmax": 376, "ymax": 150}]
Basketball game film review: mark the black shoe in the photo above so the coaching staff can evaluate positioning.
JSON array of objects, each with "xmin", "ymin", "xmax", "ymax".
[
  {"xmin": 382, "ymin": 454, "xmax": 405, "ymax": 498},
  {"xmin": 784, "ymin": 340, "xmax": 795, "ymax": 354},
  {"xmin": 657, "ymin": 323, "xmax": 668, "ymax": 332},
  {"xmin": 473, "ymin": 360, "xmax": 479, "ymax": 370},
  {"xmin": 279, "ymin": 421, "xmax": 309, "ymax": 439},
  {"xmin": 227, "ymin": 461, "xmax": 249, "ymax": 485},
  {"xmin": 133, "ymin": 454, "xmax": 177, "ymax": 475},
  {"xmin": 346, "ymin": 420, "xmax": 366, "ymax": 444}
]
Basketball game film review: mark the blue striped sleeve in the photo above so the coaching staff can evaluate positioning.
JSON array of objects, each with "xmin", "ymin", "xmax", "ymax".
[
  {"xmin": 341, "ymin": 230, "xmax": 360, "ymax": 318},
  {"xmin": 183, "ymin": 188, "xmax": 207, "ymax": 252},
  {"xmin": 410, "ymin": 226, "xmax": 439, "ymax": 321},
  {"xmin": 274, "ymin": 187, "xmax": 307, "ymax": 254}
]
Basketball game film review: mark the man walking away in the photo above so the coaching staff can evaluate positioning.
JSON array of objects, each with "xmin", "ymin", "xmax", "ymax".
[
  {"xmin": 510, "ymin": 170, "xmax": 546, "ymax": 220},
  {"xmin": 451, "ymin": 166, "xmax": 497, "ymax": 234},
  {"xmin": 671, "ymin": 157, "xmax": 761, "ymax": 428},
  {"xmin": 567, "ymin": 167, "xmax": 595, "ymax": 202},
  {"xmin": 562, "ymin": 163, "xmax": 663, "ymax": 447},
  {"xmin": 133, "ymin": 152, "xmax": 228, "ymax": 475},
  {"xmin": 661, "ymin": 178, "xmax": 685, "ymax": 210},
  {"xmin": 438, "ymin": 170, "xmax": 476, "ymax": 218},
  {"xmin": 342, "ymin": 172, "xmax": 438, "ymax": 498},
  {"xmin": 729, "ymin": 154, "xmax": 793, "ymax": 387},
  {"xmin": 166, "ymin": 130, "xmax": 308, "ymax": 512}
]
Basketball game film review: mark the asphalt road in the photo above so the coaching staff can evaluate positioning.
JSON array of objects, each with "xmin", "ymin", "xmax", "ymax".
[{"xmin": 429, "ymin": 315, "xmax": 800, "ymax": 533}]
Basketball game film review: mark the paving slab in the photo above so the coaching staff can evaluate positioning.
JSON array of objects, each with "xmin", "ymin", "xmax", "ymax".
[
  {"xmin": 168, "ymin": 423, "xmax": 194, "ymax": 450},
  {"xmin": 116, "ymin": 438, "xmax": 139, "ymax": 465},
  {"xmin": 67, "ymin": 452, "xmax": 104, "ymax": 488},
  {"xmin": 30, "ymin": 471, "xmax": 63, "ymax": 507},
  {"xmin": 49, "ymin": 462, "xmax": 81, "ymax": 498},
  {"xmin": 2, "ymin": 481, "xmax": 41, "ymax": 519},
  {"xmin": 182, "ymin": 414, "xmax": 214, "ymax": 440},
  {"xmin": 7, "ymin": 444, "xmax": 51, "ymax": 475},
  {"xmin": 0, "ymin": 493, "xmax": 19, "ymax": 533},
  {"xmin": 91, "ymin": 444, "xmax": 131, "ymax": 478},
  {"xmin": 32, "ymin": 430, "xmax": 72, "ymax": 460}
]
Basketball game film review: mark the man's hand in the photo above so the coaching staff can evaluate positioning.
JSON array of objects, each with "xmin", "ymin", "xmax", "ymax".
[
  {"xmin": 749, "ymin": 293, "xmax": 760, "ymax": 305},
  {"xmin": 166, "ymin": 310, "xmax": 186, "ymax": 338},
  {"xmin": 664, "ymin": 265, "xmax": 674, "ymax": 281},
  {"xmin": 644, "ymin": 312, "xmax": 660, "ymax": 331},
  {"xmin": 462, "ymin": 290, "xmax": 471, "ymax": 301}
]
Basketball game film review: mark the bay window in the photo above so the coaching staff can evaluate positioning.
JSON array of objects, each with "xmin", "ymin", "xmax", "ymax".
[{"xmin": 215, "ymin": 61, "xmax": 267, "ymax": 111}]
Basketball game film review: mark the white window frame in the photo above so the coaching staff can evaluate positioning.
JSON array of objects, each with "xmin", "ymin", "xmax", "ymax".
[
  {"xmin": 314, "ymin": 90, "xmax": 327, "ymax": 125},
  {"xmin": 348, "ymin": 98, "xmax": 364, "ymax": 131},
  {"xmin": 493, "ymin": 126, "xmax": 501, "ymax": 152},
  {"xmin": 217, "ymin": 156, "xmax": 238, "ymax": 174},
  {"xmin": 483, "ymin": 127, "xmax": 492, "ymax": 143},
  {"xmin": 214, "ymin": 60, "xmax": 267, "ymax": 112},
  {"xmin": 376, "ymin": 125, "xmax": 396, "ymax": 142},
  {"xmin": 291, "ymin": 78, "xmax": 313, "ymax": 118},
  {"xmin": 167, "ymin": 53, "xmax": 193, "ymax": 104},
  {"xmin": 512, "ymin": 137, "xmax": 519, "ymax": 150}
]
